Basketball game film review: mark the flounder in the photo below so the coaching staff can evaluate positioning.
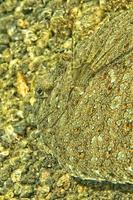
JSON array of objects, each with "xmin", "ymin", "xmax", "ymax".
[{"xmin": 39, "ymin": 9, "xmax": 133, "ymax": 184}]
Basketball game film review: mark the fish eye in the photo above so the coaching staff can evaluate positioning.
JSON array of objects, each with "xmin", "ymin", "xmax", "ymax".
[{"xmin": 36, "ymin": 87, "xmax": 44, "ymax": 97}]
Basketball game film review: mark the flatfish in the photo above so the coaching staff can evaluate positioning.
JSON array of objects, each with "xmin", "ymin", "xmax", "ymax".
[{"xmin": 44, "ymin": 9, "xmax": 133, "ymax": 184}]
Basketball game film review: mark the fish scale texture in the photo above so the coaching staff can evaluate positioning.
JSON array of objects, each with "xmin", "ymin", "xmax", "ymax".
[{"xmin": 41, "ymin": 9, "xmax": 133, "ymax": 184}]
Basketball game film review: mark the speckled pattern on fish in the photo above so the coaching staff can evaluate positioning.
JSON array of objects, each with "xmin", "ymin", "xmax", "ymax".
[{"xmin": 39, "ymin": 9, "xmax": 133, "ymax": 184}]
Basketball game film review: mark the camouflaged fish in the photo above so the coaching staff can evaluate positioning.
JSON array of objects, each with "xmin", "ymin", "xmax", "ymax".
[{"xmin": 37, "ymin": 9, "xmax": 133, "ymax": 184}]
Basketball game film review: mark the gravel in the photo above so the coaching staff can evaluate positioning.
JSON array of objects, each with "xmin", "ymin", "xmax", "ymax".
[{"xmin": 0, "ymin": 0, "xmax": 133, "ymax": 199}]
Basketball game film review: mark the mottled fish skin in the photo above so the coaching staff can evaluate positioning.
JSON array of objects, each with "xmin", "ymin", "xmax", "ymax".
[{"xmin": 44, "ymin": 10, "xmax": 133, "ymax": 184}]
